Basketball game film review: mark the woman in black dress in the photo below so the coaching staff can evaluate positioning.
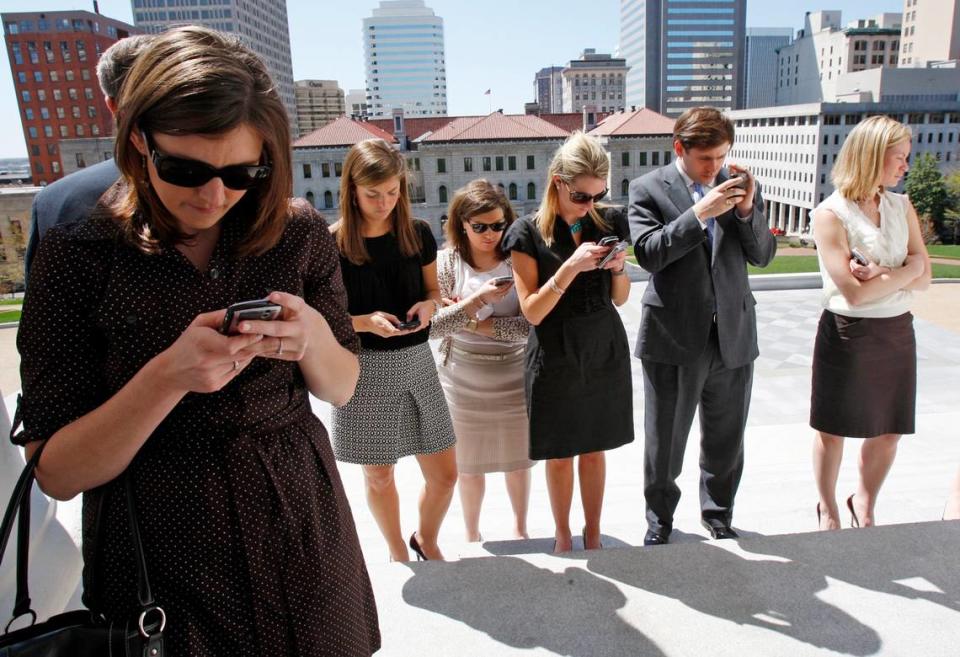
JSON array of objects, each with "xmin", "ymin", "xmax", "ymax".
[
  {"xmin": 14, "ymin": 27, "xmax": 379, "ymax": 655},
  {"xmin": 330, "ymin": 139, "xmax": 457, "ymax": 562},
  {"xmin": 503, "ymin": 132, "xmax": 634, "ymax": 553}
]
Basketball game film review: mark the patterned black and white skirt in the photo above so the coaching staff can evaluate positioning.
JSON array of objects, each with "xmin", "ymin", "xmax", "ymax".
[{"xmin": 332, "ymin": 342, "xmax": 456, "ymax": 465}]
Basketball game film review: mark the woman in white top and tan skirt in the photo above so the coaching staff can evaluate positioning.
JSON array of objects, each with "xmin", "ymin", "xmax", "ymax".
[
  {"xmin": 811, "ymin": 115, "xmax": 931, "ymax": 531},
  {"xmin": 431, "ymin": 180, "xmax": 534, "ymax": 542}
]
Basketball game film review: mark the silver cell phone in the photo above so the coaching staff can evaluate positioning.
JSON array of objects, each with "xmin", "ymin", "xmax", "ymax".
[
  {"xmin": 221, "ymin": 298, "xmax": 282, "ymax": 335},
  {"xmin": 597, "ymin": 240, "xmax": 629, "ymax": 268},
  {"xmin": 851, "ymin": 248, "xmax": 870, "ymax": 266},
  {"xmin": 597, "ymin": 235, "xmax": 620, "ymax": 248},
  {"xmin": 491, "ymin": 275, "xmax": 514, "ymax": 287}
]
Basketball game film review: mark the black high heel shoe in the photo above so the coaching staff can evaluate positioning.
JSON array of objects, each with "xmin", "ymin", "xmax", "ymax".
[
  {"xmin": 846, "ymin": 494, "xmax": 861, "ymax": 528},
  {"xmin": 409, "ymin": 532, "xmax": 428, "ymax": 561}
]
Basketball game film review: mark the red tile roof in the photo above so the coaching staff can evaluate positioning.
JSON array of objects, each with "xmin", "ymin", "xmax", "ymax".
[
  {"xmin": 421, "ymin": 112, "xmax": 570, "ymax": 142},
  {"xmin": 588, "ymin": 108, "xmax": 675, "ymax": 137},
  {"xmin": 538, "ymin": 112, "xmax": 611, "ymax": 133},
  {"xmin": 294, "ymin": 116, "xmax": 396, "ymax": 148},
  {"xmin": 367, "ymin": 116, "xmax": 453, "ymax": 141}
]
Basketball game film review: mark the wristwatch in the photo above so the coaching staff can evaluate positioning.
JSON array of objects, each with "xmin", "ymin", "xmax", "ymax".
[{"xmin": 466, "ymin": 318, "xmax": 479, "ymax": 332}]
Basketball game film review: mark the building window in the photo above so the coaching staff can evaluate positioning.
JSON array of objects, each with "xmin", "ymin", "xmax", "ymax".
[
  {"xmin": 303, "ymin": 163, "xmax": 312, "ymax": 178},
  {"xmin": 495, "ymin": 156, "xmax": 504, "ymax": 171},
  {"xmin": 508, "ymin": 182, "xmax": 517, "ymax": 200},
  {"xmin": 305, "ymin": 191, "xmax": 315, "ymax": 207},
  {"xmin": 76, "ymin": 153, "xmax": 86, "ymax": 168},
  {"xmin": 464, "ymin": 157, "xmax": 473, "ymax": 172},
  {"xmin": 335, "ymin": 162, "xmax": 342, "ymax": 177},
  {"xmin": 437, "ymin": 158, "xmax": 446, "ymax": 174},
  {"xmin": 321, "ymin": 162, "xmax": 330, "ymax": 177},
  {"xmin": 323, "ymin": 190, "xmax": 333, "ymax": 208},
  {"xmin": 526, "ymin": 155, "xmax": 535, "ymax": 169},
  {"xmin": 483, "ymin": 156, "xmax": 491, "ymax": 172},
  {"xmin": 527, "ymin": 182, "xmax": 536, "ymax": 200},
  {"xmin": 664, "ymin": 151, "xmax": 672, "ymax": 164},
  {"xmin": 639, "ymin": 152, "xmax": 648, "ymax": 166},
  {"xmin": 621, "ymin": 152, "xmax": 630, "ymax": 166},
  {"xmin": 652, "ymin": 151, "xmax": 660, "ymax": 166},
  {"xmin": 508, "ymin": 155, "xmax": 516, "ymax": 171},
  {"xmin": 438, "ymin": 185, "xmax": 447, "ymax": 204}
]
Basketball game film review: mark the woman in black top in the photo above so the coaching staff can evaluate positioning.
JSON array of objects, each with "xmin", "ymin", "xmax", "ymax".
[
  {"xmin": 503, "ymin": 131, "xmax": 634, "ymax": 553},
  {"xmin": 14, "ymin": 27, "xmax": 379, "ymax": 654},
  {"xmin": 331, "ymin": 138, "xmax": 457, "ymax": 562}
]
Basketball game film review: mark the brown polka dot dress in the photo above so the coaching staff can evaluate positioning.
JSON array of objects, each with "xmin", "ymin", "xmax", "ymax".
[{"xmin": 15, "ymin": 194, "xmax": 381, "ymax": 656}]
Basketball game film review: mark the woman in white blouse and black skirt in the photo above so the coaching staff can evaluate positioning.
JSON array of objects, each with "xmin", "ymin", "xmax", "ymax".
[
  {"xmin": 430, "ymin": 180, "xmax": 533, "ymax": 542},
  {"xmin": 811, "ymin": 115, "xmax": 931, "ymax": 530}
]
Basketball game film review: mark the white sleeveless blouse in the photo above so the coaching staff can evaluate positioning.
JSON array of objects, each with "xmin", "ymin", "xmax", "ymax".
[{"xmin": 815, "ymin": 190, "xmax": 913, "ymax": 318}]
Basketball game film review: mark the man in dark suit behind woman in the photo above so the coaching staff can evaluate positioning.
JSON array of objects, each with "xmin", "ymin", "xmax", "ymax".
[
  {"xmin": 24, "ymin": 34, "xmax": 153, "ymax": 282},
  {"xmin": 628, "ymin": 107, "xmax": 776, "ymax": 545}
]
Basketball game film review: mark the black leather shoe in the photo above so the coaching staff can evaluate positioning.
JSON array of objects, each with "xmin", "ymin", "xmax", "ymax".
[
  {"xmin": 701, "ymin": 519, "xmax": 739, "ymax": 540},
  {"xmin": 643, "ymin": 529, "xmax": 669, "ymax": 546}
]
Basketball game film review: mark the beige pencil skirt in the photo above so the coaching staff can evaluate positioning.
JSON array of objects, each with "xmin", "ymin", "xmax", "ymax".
[{"xmin": 438, "ymin": 342, "xmax": 534, "ymax": 474}]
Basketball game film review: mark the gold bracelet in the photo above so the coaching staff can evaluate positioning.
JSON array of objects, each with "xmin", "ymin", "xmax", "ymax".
[
  {"xmin": 466, "ymin": 318, "xmax": 479, "ymax": 332},
  {"xmin": 547, "ymin": 277, "xmax": 566, "ymax": 295}
]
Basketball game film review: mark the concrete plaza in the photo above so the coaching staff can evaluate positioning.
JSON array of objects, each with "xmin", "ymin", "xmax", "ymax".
[{"xmin": 2, "ymin": 281, "xmax": 959, "ymax": 656}]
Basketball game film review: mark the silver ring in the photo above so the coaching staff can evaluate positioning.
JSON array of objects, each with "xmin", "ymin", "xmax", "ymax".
[
  {"xmin": 233, "ymin": 360, "xmax": 240, "ymax": 371},
  {"xmin": 276, "ymin": 338, "xmax": 283, "ymax": 356}
]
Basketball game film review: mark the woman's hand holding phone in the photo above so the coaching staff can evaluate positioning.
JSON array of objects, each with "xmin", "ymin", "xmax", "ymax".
[
  {"xmin": 156, "ymin": 309, "xmax": 265, "ymax": 394},
  {"xmin": 567, "ymin": 242, "xmax": 610, "ymax": 274},
  {"xmin": 405, "ymin": 300, "xmax": 436, "ymax": 332},
  {"xmin": 233, "ymin": 291, "xmax": 321, "ymax": 361}
]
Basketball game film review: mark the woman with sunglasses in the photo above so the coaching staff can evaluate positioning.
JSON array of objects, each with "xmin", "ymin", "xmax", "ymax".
[
  {"xmin": 14, "ymin": 27, "xmax": 379, "ymax": 655},
  {"xmin": 502, "ymin": 132, "xmax": 634, "ymax": 553},
  {"xmin": 330, "ymin": 138, "xmax": 457, "ymax": 562},
  {"xmin": 430, "ymin": 180, "xmax": 533, "ymax": 542}
]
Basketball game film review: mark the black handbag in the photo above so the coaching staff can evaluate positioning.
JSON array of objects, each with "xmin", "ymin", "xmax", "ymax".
[{"xmin": 0, "ymin": 441, "xmax": 166, "ymax": 656}]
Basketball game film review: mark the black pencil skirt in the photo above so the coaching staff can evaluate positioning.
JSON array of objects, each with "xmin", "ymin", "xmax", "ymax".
[{"xmin": 810, "ymin": 310, "xmax": 917, "ymax": 438}]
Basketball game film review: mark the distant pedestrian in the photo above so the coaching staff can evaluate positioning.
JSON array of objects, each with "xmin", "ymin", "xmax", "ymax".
[{"xmin": 810, "ymin": 115, "xmax": 931, "ymax": 530}]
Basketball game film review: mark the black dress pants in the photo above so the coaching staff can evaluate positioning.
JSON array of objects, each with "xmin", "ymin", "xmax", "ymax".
[{"xmin": 640, "ymin": 325, "xmax": 754, "ymax": 534}]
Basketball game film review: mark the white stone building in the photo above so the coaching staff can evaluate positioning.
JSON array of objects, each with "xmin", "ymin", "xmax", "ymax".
[{"xmin": 561, "ymin": 49, "xmax": 629, "ymax": 114}]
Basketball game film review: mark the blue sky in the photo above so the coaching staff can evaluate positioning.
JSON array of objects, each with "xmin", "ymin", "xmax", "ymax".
[{"xmin": 0, "ymin": 0, "xmax": 904, "ymax": 158}]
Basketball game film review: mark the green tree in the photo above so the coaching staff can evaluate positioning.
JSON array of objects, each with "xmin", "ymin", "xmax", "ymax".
[
  {"xmin": 944, "ymin": 170, "xmax": 960, "ymax": 245},
  {"xmin": 904, "ymin": 153, "xmax": 948, "ymax": 231}
]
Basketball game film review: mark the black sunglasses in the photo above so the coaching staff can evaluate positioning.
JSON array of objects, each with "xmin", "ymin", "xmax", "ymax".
[
  {"xmin": 143, "ymin": 131, "xmax": 272, "ymax": 191},
  {"xmin": 468, "ymin": 221, "xmax": 508, "ymax": 234},
  {"xmin": 564, "ymin": 181, "xmax": 607, "ymax": 204}
]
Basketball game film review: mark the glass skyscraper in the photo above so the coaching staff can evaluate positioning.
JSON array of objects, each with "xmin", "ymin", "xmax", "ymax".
[
  {"xmin": 620, "ymin": 0, "xmax": 746, "ymax": 116},
  {"xmin": 364, "ymin": 0, "xmax": 447, "ymax": 118}
]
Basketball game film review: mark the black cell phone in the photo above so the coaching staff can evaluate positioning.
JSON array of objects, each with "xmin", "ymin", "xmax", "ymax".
[
  {"xmin": 492, "ymin": 275, "xmax": 514, "ymax": 287},
  {"xmin": 730, "ymin": 172, "xmax": 750, "ymax": 190},
  {"xmin": 851, "ymin": 247, "xmax": 870, "ymax": 266},
  {"xmin": 221, "ymin": 298, "xmax": 282, "ymax": 335},
  {"xmin": 395, "ymin": 318, "xmax": 421, "ymax": 330},
  {"xmin": 597, "ymin": 235, "xmax": 620, "ymax": 247},
  {"xmin": 597, "ymin": 240, "xmax": 629, "ymax": 268}
]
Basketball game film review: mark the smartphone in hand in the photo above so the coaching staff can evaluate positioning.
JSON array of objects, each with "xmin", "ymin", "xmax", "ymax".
[
  {"xmin": 221, "ymin": 298, "xmax": 282, "ymax": 335},
  {"xmin": 597, "ymin": 236, "xmax": 620, "ymax": 248},
  {"xmin": 491, "ymin": 275, "xmax": 514, "ymax": 288},
  {"xmin": 395, "ymin": 318, "xmax": 421, "ymax": 330},
  {"xmin": 597, "ymin": 241, "xmax": 629, "ymax": 269},
  {"xmin": 851, "ymin": 248, "xmax": 870, "ymax": 266}
]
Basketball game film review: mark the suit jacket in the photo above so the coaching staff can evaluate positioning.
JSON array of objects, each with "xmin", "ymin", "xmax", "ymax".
[
  {"xmin": 628, "ymin": 164, "xmax": 776, "ymax": 369},
  {"xmin": 24, "ymin": 158, "xmax": 119, "ymax": 282}
]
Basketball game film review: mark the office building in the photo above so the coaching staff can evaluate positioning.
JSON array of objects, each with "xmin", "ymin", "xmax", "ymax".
[
  {"xmin": 363, "ymin": 0, "xmax": 447, "ymax": 118},
  {"xmin": 775, "ymin": 11, "xmax": 902, "ymax": 106},
  {"xmin": 744, "ymin": 28, "xmax": 793, "ymax": 109},
  {"xmin": 561, "ymin": 49, "xmax": 628, "ymax": 114},
  {"xmin": 900, "ymin": 0, "xmax": 960, "ymax": 67},
  {"xmin": 534, "ymin": 66, "xmax": 564, "ymax": 114},
  {"xmin": 729, "ymin": 102, "xmax": 960, "ymax": 235},
  {"xmin": 3, "ymin": 10, "xmax": 135, "ymax": 185},
  {"xmin": 294, "ymin": 80, "xmax": 345, "ymax": 137},
  {"xmin": 619, "ymin": 0, "xmax": 747, "ymax": 116},
  {"xmin": 131, "ymin": 0, "xmax": 297, "ymax": 133},
  {"xmin": 345, "ymin": 88, "xmax": 369, "ymax": 119}
]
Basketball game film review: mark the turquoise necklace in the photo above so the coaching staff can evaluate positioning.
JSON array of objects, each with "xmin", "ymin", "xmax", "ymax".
[{"xmin": 569, "ymin": 219, "xmax": 583, "ymax": 234}]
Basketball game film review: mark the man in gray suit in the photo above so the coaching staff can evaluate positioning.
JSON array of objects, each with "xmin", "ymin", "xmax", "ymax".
[
  {"xmin": 628, "ymin": 107, "xmax": 776, "ymax": 545},
  {"xmin": 24, "ymin": 35, "xmax": 153, "ymax": 282}
]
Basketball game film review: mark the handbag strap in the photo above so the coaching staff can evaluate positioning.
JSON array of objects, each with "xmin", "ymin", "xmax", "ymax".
[{"xmin": 1, "ymin": 437, "xmax": 165, "ymax": 638}]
